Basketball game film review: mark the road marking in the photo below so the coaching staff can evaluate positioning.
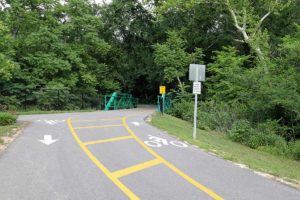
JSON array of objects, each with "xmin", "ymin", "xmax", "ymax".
[
  {"xmin": 144, "ymin": 135, "xmax": 188, "ymax": 148},
  {"xmin": 68, "ymin": 116, "xmax": 224, "ymax": 200},
  {"xmin": 122, "ymin": 117, "xmax": 224, "ymax": 200},
  {"xmin": 36, "ymin": 120, "xmax": 65, "ymax": 125},
  {"xmin": 45, "ymin": 120, "xmax": 56, "ymax": 125},
  {"xmin": 112, "ymin": 159, "xmax": 162, "ymax": 178},
  {"xmin": 132, "ymin": 122, "xmax": 140, "ymax": 126},
  {"xmin": 73, "ymin": 124, "xmax": 123, "ymax": 130},
  {"xmin": 68, "ymin": 119, "xmax": 139, "ymax": 200},
  {"xmin": 38, "ymin": 135, "xmax": 58, "ymax": 145},
  {"xmin": 71, "ymin": 118, "xmax": 123, "ymax": 123},
  {"xmin": 83, "ymin": 136, "xmax": 133, "ymax": 145}
]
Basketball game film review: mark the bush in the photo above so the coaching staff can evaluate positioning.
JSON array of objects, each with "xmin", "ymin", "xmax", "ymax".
[
  {"xmin": 229, "ymin": 119, "xmax": 289, "ymax": 150},
  {"xmin": 256, "ymin": 120, "xmax": 282, "ymax": 135},
  {"xmin": 248, "ymin": 133, "xmax": 285, "ymax": 149},
  {"xmin": 167, "ymin": 100, "xmax": 194, "ymax": 121},
  {"xmin": 228, "ymin": 120, "xmax": 254, "ymax": 144},
  {"xmin": 290, "ymin": 140, "xmax": 300, "ymax": 160},
  {"xmin": 0, "ymin": 112, "xmax": 17, "ymax": 126}
]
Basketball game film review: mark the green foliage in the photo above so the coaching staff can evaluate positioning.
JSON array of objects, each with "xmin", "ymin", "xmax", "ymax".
[
  {"xmin": 153, "ymin": 31, "xmax": 192, "ymax": 83},
  {"xmin": 0, "ymin": 112, "xmax": 17, "ymax": 126},
  {"xmin": 168, "ymin": 100, "xmax": 246, "ymax": 132},
  {"xmin": 207, "ymin": 45, "xmax": 300, "ymax": 140},
  {"xmin": 198, "ymin": 101, "xmax": 246, "ymax": 132},
  {"xmin": 167, "ymin": 100, "xmax": 194, "ymax": 122},
  {"xmin": 229, "ymin": 120, "xmax": 254, "ymax": 144},
  {"xmin": 207, "ymin": 47, "xmax": 250, "ymax": 102},
  {"xmin": 289, "ymin": 140, "xmax": 300, "ymax": 160},
  {"xmin": 229, "ymin": 119, "xmax": 288, "ymax": 150},
  {"xmin": 0, "ymin": 20, "xmax": 18, "ymax": 80}
]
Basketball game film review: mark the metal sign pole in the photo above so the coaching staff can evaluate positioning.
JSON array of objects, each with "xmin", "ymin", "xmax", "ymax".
[{"xmin": 193, "ymin": 69, "xmax": 199, "ymax": 140}]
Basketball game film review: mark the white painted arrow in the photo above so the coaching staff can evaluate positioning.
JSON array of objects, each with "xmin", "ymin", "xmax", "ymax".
[
  {"xmin": 39, "ymin": 135, "xmax": 58, "ymax": 146},
  {"xmin": 132, "ymin": 122, "xmax": 140, "ymax": 126}
]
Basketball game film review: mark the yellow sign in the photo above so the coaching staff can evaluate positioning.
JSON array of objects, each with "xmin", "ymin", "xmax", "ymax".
[{"xmin": 159, "ymin": 86, "xmax": 166, "ymax": 94}]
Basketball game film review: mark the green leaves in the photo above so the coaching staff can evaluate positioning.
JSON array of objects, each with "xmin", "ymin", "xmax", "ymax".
[
  {"xmin": 0, "ymin": 21, "xmax": 17, "ymax": 80},
  {"xmin": 153, "ymin": 31, "xmax": 192, "ymax": 83}
]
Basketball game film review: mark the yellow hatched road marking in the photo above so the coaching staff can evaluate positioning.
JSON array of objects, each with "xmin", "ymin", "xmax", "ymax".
[
  {"xmin": 68, "ymin": 116, "xmax": 224, "ymax": 200},
  {"xmin": 73, "ymin": 124, "xmax": 123, "ymax": 129},
  {"xmin": 112, "ymin": 159, "xmax": 162, "ymax": 178},
  {"xmin": 68, "ymin": 118, "xmax": 139, "ymax": 200},
  {"xmin": 84, "ymin": 136, "xmax": 133, "ymax": 145},
  {"xmin": 122, "ymin": 117, "xmax": 224, "ymax": 200},
  {"xmin": 71, "ymin": 118, "xmax": 123, "ymax": 123}
]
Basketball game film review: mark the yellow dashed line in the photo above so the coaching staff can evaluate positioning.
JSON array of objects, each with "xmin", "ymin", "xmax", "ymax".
[
  {"xmin": 73, "ymin": 124, "xmax": 123, "ymax": 130},
  {"xmin": 84, "ymin": 136, "xmax": 133, "ymax": 145},
  {"xmin": 112, "ymin": 159, "xmax": 162, "ymax": 178}
]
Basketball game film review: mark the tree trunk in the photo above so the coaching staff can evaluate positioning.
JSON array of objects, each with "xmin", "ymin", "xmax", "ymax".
[{"xmin": 176, "ymin": 76, "xmax": 184, "ymax": 94}]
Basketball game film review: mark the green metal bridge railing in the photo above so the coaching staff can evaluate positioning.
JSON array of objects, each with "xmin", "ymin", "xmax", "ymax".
[
  {"xmin": 104, "ymin": 92, "xmax": 138, "ymax": 111},
  {"xmin": 157, "ymin": 94, "xmax": 172, "ymax": 113}
]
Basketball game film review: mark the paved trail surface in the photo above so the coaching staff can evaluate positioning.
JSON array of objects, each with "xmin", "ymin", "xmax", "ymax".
[{"xmin": 0, "ymin": 108, "xmax": 299, "ymax": 200}]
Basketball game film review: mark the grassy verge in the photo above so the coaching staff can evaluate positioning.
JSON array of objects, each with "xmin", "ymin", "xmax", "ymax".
[
  {"xmin": 0, "ymin": 123, "xmax": 24, "ymax": 145},
  {"xmin": 151, "ymin": 113, "xmax": 300, "ymax": 182}
]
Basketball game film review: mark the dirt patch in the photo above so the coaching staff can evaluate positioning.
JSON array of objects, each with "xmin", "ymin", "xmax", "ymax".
[{"xmin": 0, "ymin": 122, "xmax": 29, "ymax": 154}]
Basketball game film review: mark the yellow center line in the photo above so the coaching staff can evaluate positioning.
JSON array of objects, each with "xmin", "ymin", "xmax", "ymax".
[
  {"xmin": 122, "ymin": 117, "xmax": 224, "ymax": 200},
  {"xmin": 83, "ymin": 136, "xmax": 134, "ymax": 145},
  {"xmin": 67, "ymin": 118, "xmax": 139, "ymax": 200},
  {"xmin": 71, "ymin": 118, "xmax": 123, "ymax": 123},
  {"xmin": 73, "ymin": 124, "xmax": 123, "ymax": 130},
  {"xmin": 112, "ymin": 159, "xmax": 162, "ymax": 178}
]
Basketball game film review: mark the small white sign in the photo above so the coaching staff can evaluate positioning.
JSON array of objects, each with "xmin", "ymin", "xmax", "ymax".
[{"xmin": 193, "ymin": 82, "xmax": 201, "ymax": 94}]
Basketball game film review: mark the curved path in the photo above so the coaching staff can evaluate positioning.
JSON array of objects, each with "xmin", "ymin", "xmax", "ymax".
[{"xmin": 0, "ymin": 108, "xmax": 299, "ymax": 200}]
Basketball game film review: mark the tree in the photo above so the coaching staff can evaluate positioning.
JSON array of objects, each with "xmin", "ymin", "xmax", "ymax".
[
  {"xmin": 101, "ymin": 0, "xmax": 158, "ymax": 100},
  {"xmin": 225, "ymin": 0, "xmax": 292, "ymax": 65},
  {"xmin": 153, "ymin": 31, "xmax": 202, "ymax": 93},
  {"xmin": 0, "ymin": 20, "xmax": 17, "ymax": 80}
]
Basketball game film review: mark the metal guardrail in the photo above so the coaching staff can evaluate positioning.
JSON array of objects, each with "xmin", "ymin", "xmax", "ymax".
[{"xmin": 104, "ymin": 93, "xmax": 138, "ymax": 111}]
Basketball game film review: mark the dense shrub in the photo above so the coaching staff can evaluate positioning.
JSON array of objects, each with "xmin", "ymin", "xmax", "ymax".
[
  {"xmin": 198, "ymin": 101, "xmax": 246, "ymax": 132},
  {"xmin": 169, "ymin": 100, "xmax": 246, "ymax": 132},
  {"xmin": 229, "ymin": 119, "xmax": 287, "ymax": 150},
  {"xmin": 248, "ymin": 133, "xmax": 285, "ymax": 149},
  {"xmin": 167, "ymin": 100, "xmax": 194, "ymax": 121},
  {"xmin": 168, "ymin": 100, "xmax": 299, "ymax": 160},
  {"xmin": 290, "ymin": 140, "xmax": 300, "ymax": 160},
  {"xmin": 228, "ymin": 120, "xmax": 254, "ymax": 144},
  {"xmin": 0, "ymin": 112, "xmax": 17, "ymax": 126}
]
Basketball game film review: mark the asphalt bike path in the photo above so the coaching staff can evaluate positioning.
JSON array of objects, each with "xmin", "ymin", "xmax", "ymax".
[{"xmin": 0, "ymin": 108, "xmax": 299, "ymax": 200}]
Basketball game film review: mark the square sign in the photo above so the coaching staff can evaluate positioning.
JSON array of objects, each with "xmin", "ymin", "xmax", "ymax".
[
  {"xmin": 189, "ymin": 64, "xmax": 206, "ymax": 82},
  {"xmin": 159, "ymin": 86, "xmax": 166, "ymax": 94},
  {"xmin": 193, "ymin": 82, "xmax": 201, "ymax": 94}
]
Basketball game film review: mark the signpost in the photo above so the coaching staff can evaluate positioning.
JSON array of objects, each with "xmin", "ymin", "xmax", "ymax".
[
  {"xmin": 159, "ymin": 86, "xmax": 166, "ymax": 114},
  {"xmin": 189, "ymin": 64, "xmax": 206, "ymax": 140}
]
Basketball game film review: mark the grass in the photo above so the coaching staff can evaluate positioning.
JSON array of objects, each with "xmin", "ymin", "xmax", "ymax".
[
  {"xmin": 0, "ymin": 123, "xmax": 22, "ymax": 144},
  {"xmin": 151, "ymin": 113, "xmax": 300, "ymax": 182}
]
